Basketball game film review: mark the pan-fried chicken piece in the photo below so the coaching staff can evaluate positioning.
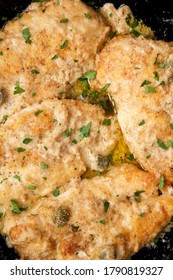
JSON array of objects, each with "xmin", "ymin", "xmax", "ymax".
[
  {"xmin": 0, "ymin": 0, "xmax": 110, "ymax": 119},
  {"xmin": 93, "ymin": 35, "xmax": 173, "ymax": 182},
  {"xmin": 2, "ymin": 164, "xmax": 173, "ymax": 260},
  {"xmin": 0, "ymin": 99, "xmax": 120, "ymax": 217}
]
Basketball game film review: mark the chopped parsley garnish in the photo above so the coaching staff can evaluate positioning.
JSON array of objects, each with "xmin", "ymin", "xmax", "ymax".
[
  {"xmin": 128, "ymin": 154, "xmax": 134, "ymax": 161},
  {"xmin": 82, "ymin": 90, "xmax": 88, "ymax": 98},
  {"xmin": 139, "ymin": 119, "xmax": 145, "ymax": 126},
  {"xmin": 2, "ymin": 115, "xmax": 8, "ymax": 122},
  {"xmin": 71, "ymin": 225, "xmax": 79, "ymax": 232},
  {"xmin": 102, "ymin": 119, "xmax": 111, "ymax": 126},
  {"xmin": 0, "ymin": 51, "xmax": 3, "ymax": 56},
  {"xmin": 23, "ymin": 138, "xmax": 32, "ymax": 145},
  {"xmin": 101, "ymin": 83, "xmax": 111, "ymax": 92},
  {"xmin": 13, "ymin": 175, "xmax": 21, "ymax": 182},
  {"xmin": 28, "ymin": 185, "xmax": 36, "ymax": 190},
  {"xmin": 74, "ymin": 59, "xmax": 78, "ymax": 63},
  {"xmin": 84, "ymin": 13, "xmax": 91, "ymax": 19},
  {"xmin": 145, "ymin": 86, "xmax": 156, "ymax": 93},
  {"xmin": 159, "ymin": 81, "xmax": 166, "ymax": 86},
  {"xmin": 0, "ymin": 213, "xmax": 3, "ymax": 218},
  {"xmin": 158, "ymin": 175, "xmax": 165, "ymax": 188},
  {"xmin": 140, "ymin": 80, "xmax": 151, "ymax": 87},
  {"xmin": 104, "ymin": 201, "xmax": 110, "ymax": 212},
  {"xmin": 53, "ymin": 188, "xmax": 60, "ymax": 197},
  {"xmin": 167, "ymin": 140, "xmax": 173, "ymax": 148},
  {"xmin": 109, "ymin": 32, "xmax": 117, "ymax": 40},
  {"xmin": 17, "ymin": 147, "xmax": 25, "ymax": 153},
  {"xmin": 82, "ymin": 70, "xmax": 97, "ymax": 80},
  {"xmin": 40, "ymin": 162, "xmax": 48, "ymax": 169},
  {"xmin": 60, "ymin": 18, "xmax": 69, "ymax": 23},
  {"xmin": 22, "ymin": 28, "xmax": 32, "ymax": 44},
  {"xmin": 134, "ymin": 190, "xmax": 145, "ymax": 196},
  {"xmin": 109, "ymin": 13, "xmax": 113, "ymax": 17},
  {"xmin": 11, "ymin": 200, "xmax": 28, "ymax": 214},
  {"xmin": 100, "ymin": 219, "xmax": 106, "ymax": 225},
  {"xmin": 79, "ymin": 122, "xmax": 92, "ymax": 138},
  {"xmin": 31, "ymin": 92, "xmax": 36, "ymax": 97},
  {"xmin": 125, "ymin": 13, "xmax": 138, "ymax": 28},
  {"xmin": 60, "ymin": 40, "xmax": 68, "ymax": 49},
  {"xmin": 0, "ymin": 178, "xmax": 8, "ymax": 184},
  {"xmin": 146, "ymin": 154, "xmax": 151, "ymax": 159},
  {"xmin": 153, "ymin": 71, "xmax": 159, "ymax": 81},
  {"xmin": 158, "ymin": 63, "xmax": 165, "ymax": 68},
  {"xmin": 157, "ymin": 139, "xmax": 168, "ymax": 150},
  {"xmin": 139, "ymin": 212, "xmax": 145, "ymax": 218},
  {"xmin": 51, "ymin": 54, "xmax": 58, "ymax": 60},
  {"xmin": 35, "ymin": 109, "xmax": 43, "ymax": 116},
  {"xmin": 130, "ymin": 28, "xmax": 140, "ymax": 37},
  {"xmin": 44, "ymin": 146, "xmax": 48, "ymax": 151},
  {"xmin": 31, "ymin": 69, "xmax": 40, "ymax": 74},
  {"xmin": 14, "ymin": 81, "xmax": 25, "ymax": 94},
  {"xmin": 0, "ymin": 38, "xmax": 3, "ymax": 42},
  {"xmin": 170, "ymin": 124, "xmax": 173, "ymax": 129},
  {"xmin": 64, "ymin": 128, "xmax": 72, "ymax": 137}
]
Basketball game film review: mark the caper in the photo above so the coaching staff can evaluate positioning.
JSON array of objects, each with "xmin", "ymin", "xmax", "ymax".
[{"xmin": 54, "ymin": 207, "xmax": 70, "ymax": 227}]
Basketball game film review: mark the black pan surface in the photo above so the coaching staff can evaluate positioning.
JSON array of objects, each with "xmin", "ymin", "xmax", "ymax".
[{"xmin": 0, "ymin": 0, "xmax": 173, "ymax": 260}]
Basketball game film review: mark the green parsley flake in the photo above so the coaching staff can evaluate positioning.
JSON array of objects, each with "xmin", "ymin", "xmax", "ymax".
[
  {"xmin": 170, "ymin": 124, "xmax": 173, "ymax": 129},
  {"xmin": 102, "ymin": 119, "xmax": 111, "ymax": 126},
  {"xmin": 22, "ymin": 28, "xmax": 32, "ymax": 44},
  {"xmin": 0, "ymin": 178, "xmax": 8, "ymax": 184},
  {"xmin": 31, "ymin": 92, "xmax": 36, "ymax": 97},
  {"xmin": 60, "ymin": 18, "xmax": 68, "ymax": 23},
  {"xmin": 0, "ymin": 213, "xmax": 4, "ymax": 218},
  {"xmin": 31, "ymin": 69, "xmax": 40, "ymax": 74},
  {"xmin": 23, "ymin": 138, "xmax": 32, "ymax": 145},
  {"xmin": 139, "ymin": 120, "xmax": 145, "ymax": 126},
  {"xmin": 0, "ymin": 51, "xmax": 3, "ymax": 56},
  {"xmin": 35, "ymin": 109, "xmax": 43, "ymax": 116},
  {"xmin": 153, "ymin": 71, "xmax": 159, "ymax": 81},
  {"xmin": 159, "ymin": 81, "xmax": 166, "ymax": 86},
  {"xmin": 51, "ymin": 54, "xmax": 58, "ymax": 60},
  {"xmin": 72, "ymin": 139, "xmax": 77, "ymax": 144},
  {"xmin": 0, "ymin": 38, "xmax": 3, "ymax": 42},
  {"xmin": 140, "ymin": 80, "xmax": 151, "ymax": 87},
  {"xmin": 158, "ymin": 175, "xmax": 165, "ymax": 188},
  {"xmin": 139, "ymin": 212, "xmax": 145, "ymax": 218},
  {"xmin": 167, "ymin": 140, "xmax": 173, "ymax": 148},
  {"xmin": 109, "ymin": 13, "xmax": 113, "ymax": 17},
  {"xmin": 109, "ymin": 32, "xmax": 117, "ymax": 40},
  {"xmin": 79, "ymin": 122, "xmax": 92, "ymax": 138},
  {"xmin": 158, "ymin": 63, "xmax": 165, "ymax": 68},
  {"xmin": 82, "ymin": 70, "xmax": 97, "ymax": 80},
  {"xmin": 64, "ymin": 128, "xmax": 72, "ymax": 137},
  {"xmin": 146, "ymin": 154, "xmax": 151, "ymax": 159},
  {"xmin": 60, "ymin": 40, "xmax": 68, "ymax": 49},
  {"xmin": 82, "ymin": 90, "xmax": 88, "ymax": 98},
  {"xmin": 130, "ymin": 28, "xmax": 140, "ymax": 37},
  {"xmin": 128, "ymin": 154, "xmax": 134, "ymax": 161},
  {"xmin": 2, "ymin": 115, "xmax": 8, "ymax": 122},
  {"xmin": 53, "ymin": 188, "xmax": 60, "ymax": 197},
  {"xmin": 13, "ymin": 175, "xmax": 21, "ymax": 182},
  {"xmin": 134, "ymin": 190, "xmax": 145, "ymax": 196},
  {"xmin": 14, "ymin": 81, "xmax": 25, "ymax": 94},
  {"xmin": 71, "ymin": 225, "xmax": 79, "ymax": 232},
  {"xmin": 100, "ymin": 219, "xmax": 106, "ymax": 225},
  {"xmin": 11, "ymin": 200, "xmax": 28, "ymax": 214},
  {"xmin": 17, "ymin": 147, "xmax": 25, "ymax": 153},
  {"xmin": 145, "ymin": 86, "xmax": 156, "ymax": 93},
  {"xmin": 28, "ymin": 185, "xmax": 36, "ymax": 190},
  {"xmin": 40, "ymin": 162, "xmax": 48, "ymax": 169},
  {"xmin": 84, "ymin": 13, "xmax": 91, "ymax": 19},
  {"xmin": 104, "ymin": 201, "xmax": 110, "ymax": 212},
  {"xmin": 74, "ymin": 59, "xmax": 78, "ymax": 63},
  {"xmin": 101, "ymin": 83, "xmax": 111, "ymax": 92},
  {"xmin": 157, "ymin": 139, "xmax": 168, "ymax": 150}
]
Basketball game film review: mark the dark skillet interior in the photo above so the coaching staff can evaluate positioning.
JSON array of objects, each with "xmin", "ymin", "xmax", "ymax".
[{"xmin": 0, "ymin": 0, "xmax": 173, "ymax": 260}]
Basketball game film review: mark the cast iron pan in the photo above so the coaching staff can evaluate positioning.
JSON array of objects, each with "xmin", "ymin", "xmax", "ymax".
[{"xmin": 0, "ymin": 0, "xmax": 173, "ymax": 260}]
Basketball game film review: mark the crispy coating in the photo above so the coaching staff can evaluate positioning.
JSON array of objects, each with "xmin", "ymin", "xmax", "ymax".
[
  {"xmin": 93, "ymin": 35, "xmax": 173, "ymax": 182},
  {"xmin": 2, "ymin": 164, "xmax": 173, "ymax": 260},
  {"xmin": 0, "ymin": 0, "xmax": 110, "ymax": 119},
  {"xmin": 0, "ymin": 99, "xmax": 120, "ymax": 218}
]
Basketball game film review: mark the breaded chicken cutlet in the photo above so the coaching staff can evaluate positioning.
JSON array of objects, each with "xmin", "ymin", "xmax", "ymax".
[
  {"xmin": 2, "ymin": 164, "xmax": 173, "ymax": 260},
  {"xmin": 93, "ymin": 34, "xmax": 173, "ymax": 183},
  {"xmin": 0, "ymin": 0, "xmax": 110, "ymax": 119}
]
